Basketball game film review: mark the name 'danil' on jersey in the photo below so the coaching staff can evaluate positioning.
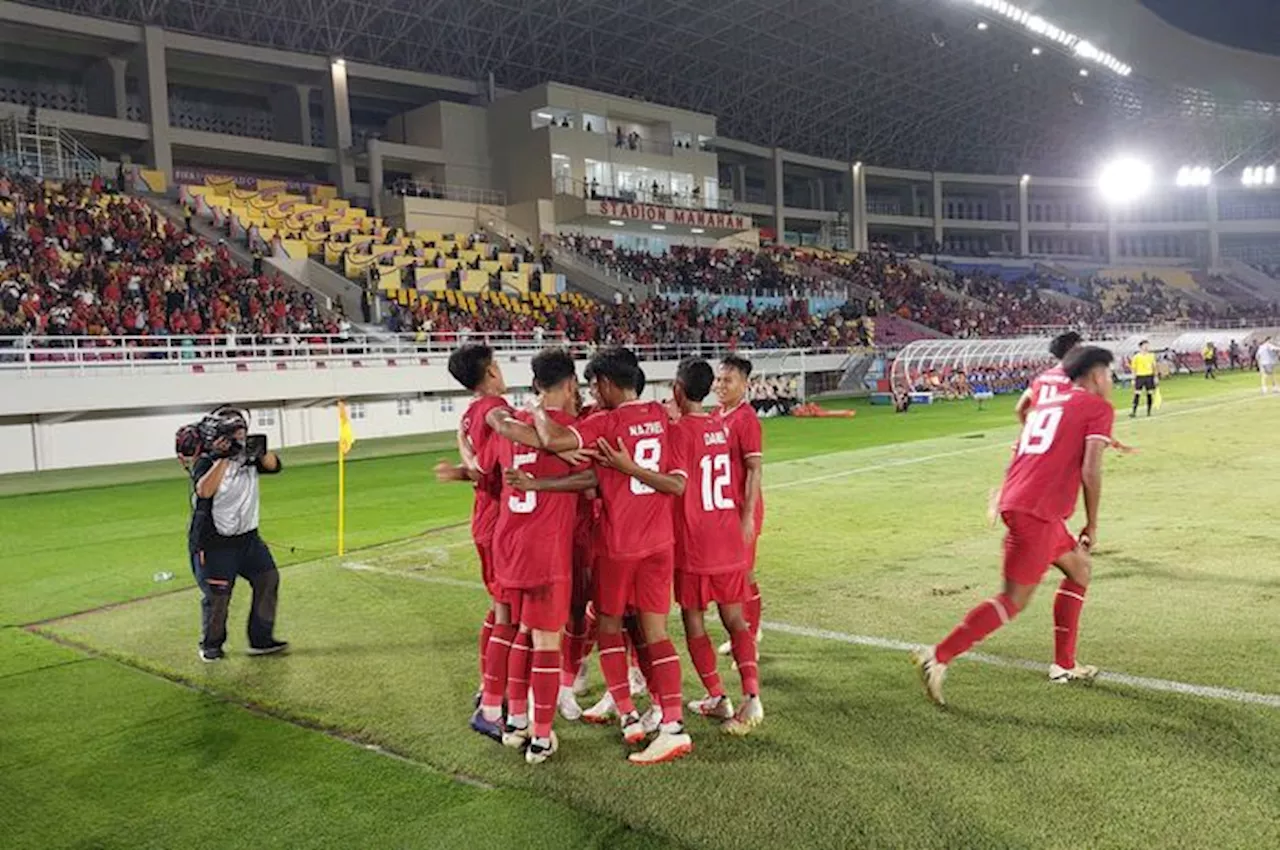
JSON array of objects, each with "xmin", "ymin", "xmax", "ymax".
[
  {"xmin": 703, "ymin": 429, "xmax": 728, "ymax": 446},
  {"xmin": 628, "ymin": 421, "xmax": 665, "ymax": 437}
]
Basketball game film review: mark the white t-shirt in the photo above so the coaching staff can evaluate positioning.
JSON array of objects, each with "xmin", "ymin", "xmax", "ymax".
[{"xmin": 1258, "ymin": 343, "xmax": 1279, "ymax": 368}]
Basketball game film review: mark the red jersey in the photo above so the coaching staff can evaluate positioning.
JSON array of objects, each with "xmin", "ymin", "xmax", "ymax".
[
  {"xmin": 669, "ymin": 413, "xmax": 747, "ymax": 575},
  {"xmin": 1027, "ymin": 364, "xmax": 1071, "ymax": 407},
  {"xmin": 460, "ymin": 394, "xmax": 512, "ymax": 546},
  {"xmin": 1000, "ymin": 387, "xmax": 1114, "ymax": 522},
  {"xmin": 718, "ymin": 401, "xmax": 765, "ymax": 533},
  {"xmin": 492, "ymin": 410, "xmax": 580, "ymax": 588},
  {"xmin": 570, "ymin": 400, "xmax": 674, "ymax": 559}
]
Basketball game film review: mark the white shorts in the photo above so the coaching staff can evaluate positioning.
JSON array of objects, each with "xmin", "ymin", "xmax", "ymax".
[{"xmin": 1262, "ymin": 364, "xmax": 1275, "ymax": 376}]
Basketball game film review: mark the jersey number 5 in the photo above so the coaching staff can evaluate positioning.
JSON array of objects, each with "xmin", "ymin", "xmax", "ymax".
[
  {"xmin": 1017, "ymin": 406, "xmax": 1063, "ymax": 456},
  {"xmin": 630, "ymin": 438, "xmax": 662, "ymax": 495},
  {"xmin": 508, "ymin": 452, "xmax": 538, "ymax": 513},
  {"xmin": 699, "ymin": 454, "xmax": 735, "ymax": 512}
]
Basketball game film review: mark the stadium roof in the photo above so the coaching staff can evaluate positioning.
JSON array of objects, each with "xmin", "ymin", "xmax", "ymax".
[{"xmin": 20, "ymin": 0, "xmax": 1280, "ymax": 177}]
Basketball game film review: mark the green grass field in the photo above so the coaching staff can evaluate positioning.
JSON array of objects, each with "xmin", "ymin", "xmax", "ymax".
[{"xmin": 4, "ymin": 371, "xmax": 1279, "ymax": 849}]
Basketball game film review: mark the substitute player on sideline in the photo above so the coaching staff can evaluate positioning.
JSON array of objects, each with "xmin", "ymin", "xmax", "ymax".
[
  {"xmin": 713, "ymin": 355, "xmax": 765, "ymax": 656},
  {"xmin": 913, "ymin": 346, "xmax": 1117, "ymax": 706},
  {"xmin": 527, "ymin": 348, "xmax": 693, "ymax": 765},
  {"xmin": 492, "ymin": 348, "xmax": 598, "ymax": 764},
  {"xmin": 599, "ymin": 358, "xmax": 764, "ymax": 734}
]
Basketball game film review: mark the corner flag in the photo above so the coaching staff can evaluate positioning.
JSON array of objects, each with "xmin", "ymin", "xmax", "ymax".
[{"xmin": 337, "ymin": 401, "xmax": 356, "ymax": 555}]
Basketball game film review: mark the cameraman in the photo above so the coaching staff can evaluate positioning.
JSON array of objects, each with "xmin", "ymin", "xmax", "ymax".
[{"xmin": 191, "ymin": 408, "xmax": 288, "ymax": 662}]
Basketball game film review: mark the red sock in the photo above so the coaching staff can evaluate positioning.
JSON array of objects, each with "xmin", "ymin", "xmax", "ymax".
[
  {"xmin": 935, "ymin": 594, "xmax": 1021, "ymax": 665},
  {"xmin": 729, "ymin": 628, "xmax": 759, "ymax": 697},
  {"xmin": 746, "ymin": 583, "xmax": 763, "ymax": 635},
  {"xmin": 478, "ymin": 609, "xmax": 495, "ymax": 683},
  {"xmin": 561, "ymin": 618, "xmax": 587, "ymax": 688},
  {"xmin": 597, "ymin": 631, "xmax": 636, "ymax": 715},
  {"xmin": 686, "ymin": 633, "xmax": 725, "ymax": 698},
  {"xmin": 506, "ymin": 629, "xmax": 532, "ymax": 719},
  {"xmin": 630, "ymin": 628, "xmax": 661, "ymax": 709},
  {"xmin": 1053, "ymin": 580, "xmax": 1088, "ymax": 669},
  {"xmin": 531, "ymin": 648, "xmax": 559, "ymax": 739},
  {"xmin": 481, "ymin": 623, "xmax": 516, "ymax": 711},
  {"xmin": 647, "ymin": 638, "xmax": 683, "ymax": 725}
]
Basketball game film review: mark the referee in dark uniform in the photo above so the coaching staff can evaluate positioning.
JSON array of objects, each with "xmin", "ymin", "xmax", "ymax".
[{"xmin": 191, "ymin": 408, "xmax": 288, "ymax": 662}]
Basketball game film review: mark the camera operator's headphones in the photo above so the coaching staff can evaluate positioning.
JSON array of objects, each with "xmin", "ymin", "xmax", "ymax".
[{"xmin": 174, "ymin": 423, "xmax": 203, "ymax": 459}]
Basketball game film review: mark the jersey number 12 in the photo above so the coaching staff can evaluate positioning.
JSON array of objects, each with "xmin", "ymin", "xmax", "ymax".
[{"xmin": 699, "ymin": 454, "xmax": 735, "ymax": 512}]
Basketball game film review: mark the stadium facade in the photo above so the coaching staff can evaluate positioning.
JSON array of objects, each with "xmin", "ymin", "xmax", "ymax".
[{"xmin": 4, "ymin": 0, "xmax": 1280, "ymax": 268}]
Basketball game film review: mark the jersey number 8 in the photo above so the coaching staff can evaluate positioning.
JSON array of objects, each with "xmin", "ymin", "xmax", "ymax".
[
  {"xmin": 630, "ymin": 437, "xmax": 662, "ymax": 495},
  {"xmin": 1017, "ymin": 406, "xmax": 1063, "ymax": 456}
]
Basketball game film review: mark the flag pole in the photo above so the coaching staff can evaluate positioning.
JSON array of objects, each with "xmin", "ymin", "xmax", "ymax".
[{"xmin": 338, "ymin": 429, "xmax": 346, "ymax": 556}]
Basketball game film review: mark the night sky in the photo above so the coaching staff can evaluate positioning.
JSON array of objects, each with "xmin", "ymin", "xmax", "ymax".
[{"xmin": 1143, "ymin": 0, "xmax": 1280, "ymax": 55}]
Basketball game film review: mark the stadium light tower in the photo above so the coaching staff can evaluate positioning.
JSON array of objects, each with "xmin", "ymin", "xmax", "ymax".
[{"xmin": 1098, "ymin": 157, "xmax": 1152, "ymax": 204}]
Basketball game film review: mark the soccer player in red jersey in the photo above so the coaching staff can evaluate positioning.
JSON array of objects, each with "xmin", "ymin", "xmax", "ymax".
[
  {"xmin": 435, "ymin": 343, "xmax": 529, "ymax": 741},
  {"xmin": 914, "ymin": 346, "xmax": 1118, "ymax": 706},
  {"xmin": 713, "ymin": 355, "xmax": 765, "ymax": 654},
  {"xmin": 527, "ymin": 347, "xmax": 693, "ymax": 765},
  {"xmin": 633, "ymin": 358, "xmax": 763, "ymax": 734},
  {"xmin": 490, "ymin": 348, "xmax": 597, "ymax": 764},
  {"xmin": 1016, "ymin": 331, "xmax": 1082, "ymax": 424}
]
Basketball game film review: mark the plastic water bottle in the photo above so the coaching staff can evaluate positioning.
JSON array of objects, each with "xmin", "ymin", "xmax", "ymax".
[{"xmin": 153, "ymin": 571, "xmax": 175, "ymax": 583}]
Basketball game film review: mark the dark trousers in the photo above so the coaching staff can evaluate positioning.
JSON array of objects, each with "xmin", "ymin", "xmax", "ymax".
[{"xmin": 191, "ymin": 531, "xmax": 280, "ymax": 650}]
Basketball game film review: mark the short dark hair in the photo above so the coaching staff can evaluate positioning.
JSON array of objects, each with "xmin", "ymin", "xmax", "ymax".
[
  {"xmin": 1049, "ymin": 331, "xmax": 1083, "ymax": 360},
  {"xmin": 585, "ymin": 346, "xmax": 641, "ymax": 392},
  {"xmin": 530, "ymin": 347, "xmax": 576, "ymax": 392},
  {"xmin": 447, "ymin": 344, "xmax": 494, "ymax": 391},
  {"xmin": 1063, "ymin": 345, "xmax": 1114, "ymax": 381},
  {"xmin": 675, "ymin": 358, "xmax": 714, "ymax": 403},
  {"xmin": 1138, "ymin": 339, "xmax": 1150, "ymax": 347},
  {"xmin": 721, "ymin": 354, "xmax": 753, "ymax": 379}
]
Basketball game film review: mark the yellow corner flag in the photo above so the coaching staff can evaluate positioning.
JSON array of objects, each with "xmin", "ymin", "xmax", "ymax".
[
  {"xmin": 1153, "ymin": 387, "xmax": 1164, "ymax": 411},
  {"xmin": 337, "ymin": 401, "xmax": 357, "ymax": 555}
]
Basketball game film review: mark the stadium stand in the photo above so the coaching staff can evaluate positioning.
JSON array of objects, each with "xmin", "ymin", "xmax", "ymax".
[{"xmin": 0, "ymin": 172, "xmax": 338, "ymax": 340}]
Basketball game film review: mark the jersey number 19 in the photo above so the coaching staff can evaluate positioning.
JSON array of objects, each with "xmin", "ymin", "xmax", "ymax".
[{"xmin": 1017, "ymin": 406, "xmax": 1063, "ymax": 456}]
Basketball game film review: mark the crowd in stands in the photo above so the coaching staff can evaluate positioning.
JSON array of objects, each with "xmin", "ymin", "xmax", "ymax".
[
  {"xmin": 388, "ymin": 289, "xmax": 875, "ymax": 352},
  {"xmin": 559, "ymin": 236, "xmax": 1275, "ymax": 339},
  {"xmin": 749, "ymin": 374, "xmax": 801, "ymax": 417},
  {"xmin": 907, "ymin": 364, "xmax": 1043, "ymax": 400},
  {"xmin": 0, "ymin": 171, "xmax": 340, "ymax": 343}
]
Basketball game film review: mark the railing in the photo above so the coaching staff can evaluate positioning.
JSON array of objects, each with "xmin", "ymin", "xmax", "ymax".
[
  {"xmin": 0, "ymin": 333, "xmax": 856, "ymax": 374},
  {"xmin": 556, "ymin": 177, "xmax": 734, "ymax": 213},
  {"xmin": 388, "ymin": 180, "xmax": 507, "ymax": 206},
  {"xmin": 1020, "ymin": 319, "xmax": 1280, "ymax": 338}
]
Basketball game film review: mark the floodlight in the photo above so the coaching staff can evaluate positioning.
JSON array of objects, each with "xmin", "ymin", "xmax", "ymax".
[
  {"xmin": 976, "ymin": 22, "xmax": 989, "ymax": 31},
  {"xmin": 1079, "ymin": 69, "xmax": 1089, "ymax": 77},
  {"xmin": 609, "ymin": 219, "xmax": 625, "ymax": 226},
  {"xmin": 690, "ymin": 228, "xmax": 705, "ymax": 234},
  {"xmin": 1241, "ymin": 166, "xmax": 1276, "ymax": 187},
  {"xmin": 1176, "ymin": 166, "xmax": 1212, "ymax": 188},
  {"xmin": 1098, "ymin": 157, "xmax": 1152, "ymax": 204},
  {"xmin": 1031, "ymin": 47, "xmax": 1042, "ymax": 56},
  {"xmin": 651, "ymin": 224, "xmax": 666, "ymax": 231}
]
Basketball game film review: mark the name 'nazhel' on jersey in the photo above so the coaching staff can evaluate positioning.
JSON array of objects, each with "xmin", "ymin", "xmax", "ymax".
[
  {"xmin": 999, "ymin": 386, "xmax": 1115, "ymax": 522},
  {"xmin": 570, "ymin": 400, "xmax": 674, "ymax": 560}
]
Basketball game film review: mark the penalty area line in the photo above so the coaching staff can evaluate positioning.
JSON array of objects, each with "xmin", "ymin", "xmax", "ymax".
[{"xmin": 340, "ymin": 562, "xmax": 1280, "ymax": 711}]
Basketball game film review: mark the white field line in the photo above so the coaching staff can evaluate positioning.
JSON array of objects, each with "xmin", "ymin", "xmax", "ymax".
[
  {"xmin": 340, "ymin": 562, "xmax": 1280, "ymax": 710},
  {"xmin": 767, "ymin": 389, "xmax": 1270, "ymax": 493}
]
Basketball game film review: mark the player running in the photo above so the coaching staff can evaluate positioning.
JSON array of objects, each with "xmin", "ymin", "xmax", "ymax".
[
  {"xmin": 601, "ymin": 358, "xmax": 764, "ymax": 734},
  {"xmin": 914, "ymin": 346, "xmax": 1117, "ymax": 706},
  {"xmin": 492, "ymin": 348, "xmax": 598, "ymax": 764},
  {"xmin": 526, "ymin": 347, "xmax": 693, "ymax": 765},
  {"xmin": 712, "ymin": 355, "xmax": 765, "ymax": 656}
]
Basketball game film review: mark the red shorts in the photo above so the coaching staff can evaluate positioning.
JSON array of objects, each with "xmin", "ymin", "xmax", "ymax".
[
  {"xmin": 1001, "ymin": 511, "xmax": 1078, "ymax": 586},
  {"xmin": 675, "ymin": 569, "xmax": 749, "ymax": 611},
  {"xmin": 594, "ymin": 548, "xmax": 674, "ymax": 617},
  {"xmin": 476, "ymin": 540, "xmax": 504, "ymax": 603},
  {"xmin": 508, "ymin": 580, "xmax": 571, "ymax": 633}
]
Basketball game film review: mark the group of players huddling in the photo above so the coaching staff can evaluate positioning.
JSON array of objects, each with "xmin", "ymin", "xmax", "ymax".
[
  {"xmin": 437, "ymin": 333, "xmax": 1125, "ymax": 764},
  {"xmin": 438, "ymin": 344, "xmax": 765, "ymax": 765}
]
